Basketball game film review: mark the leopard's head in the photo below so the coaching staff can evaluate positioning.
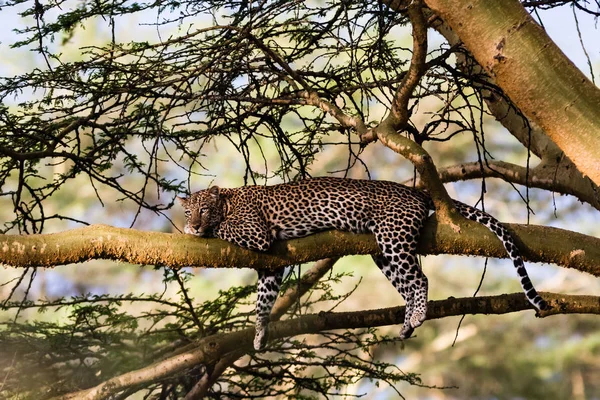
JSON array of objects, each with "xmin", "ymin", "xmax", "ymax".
[{"xmin": 177, "ymin": 186, "xmax": 224, "ymax": 237}]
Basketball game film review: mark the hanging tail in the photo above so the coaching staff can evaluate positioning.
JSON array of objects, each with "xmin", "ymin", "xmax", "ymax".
[{"xmin": 447, "ymin": 200, "xmax": 549, "ymax": 311}]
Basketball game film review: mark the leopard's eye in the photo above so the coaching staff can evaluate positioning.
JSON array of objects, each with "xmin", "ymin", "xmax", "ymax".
[
  {"xmin": 184, "ymin": 210, "xmax": 191, "ymax": 218},
  {"xmin": 199, "ymin": 207, "xmax": 208, "ymax": 214}
]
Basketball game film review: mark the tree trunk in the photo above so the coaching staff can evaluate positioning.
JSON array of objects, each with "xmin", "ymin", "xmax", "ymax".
[{"xmin": 422, "ymin": 0, "xmax": 600, "ymax": 185}]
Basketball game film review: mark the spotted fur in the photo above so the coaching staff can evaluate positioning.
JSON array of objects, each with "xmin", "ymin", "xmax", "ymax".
[{"xmin": 178, "ymin": 177, "xmax": 548, "ymax": 350}]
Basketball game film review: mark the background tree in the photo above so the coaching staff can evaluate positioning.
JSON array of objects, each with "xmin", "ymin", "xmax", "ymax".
[{"xmin": 0, "ymin": 0, "xmax": 599, "ymax": 399}]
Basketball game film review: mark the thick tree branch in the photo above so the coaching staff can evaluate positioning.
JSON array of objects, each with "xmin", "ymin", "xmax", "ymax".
[
  {"xmin": 375, "ymin": 124, "xmax": 461, "ymax": 229},
  {"xmin": 55, "ymin": 292, "xmax": 600, "ymax": 400},
  {"xmin": 413, "ymin": 160, "xmax": 600, "ymax": 211},
  {"xmin": 1, "ymin": 222, "xmax": 599, "ymax": 277},
  {"xmin": 425, "ymin": 11, "xmax": 600, "ymax": 210},
  {"xmin": 422, "ymin": 0, "xmax": 600, "ymax": 185}
]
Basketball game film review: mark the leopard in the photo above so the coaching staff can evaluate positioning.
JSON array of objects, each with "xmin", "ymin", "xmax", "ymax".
[{"xmin": 177, "ymin": 177, "xmax": 548, "ymax": 351}]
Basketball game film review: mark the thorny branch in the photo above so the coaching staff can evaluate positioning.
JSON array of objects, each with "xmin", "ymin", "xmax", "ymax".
[{"xmin": 55, "ymin": 292, "xmax": 600, "ymax": 400}]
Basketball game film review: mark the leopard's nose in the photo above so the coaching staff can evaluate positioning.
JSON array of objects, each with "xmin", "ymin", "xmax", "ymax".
[
  {"xmin": 184, "ymin": 224, "xmax": 200, "ymax": 235},
  {"xmin": 190, "ymin": 223, "xmax": 206, "ymax": 236}
]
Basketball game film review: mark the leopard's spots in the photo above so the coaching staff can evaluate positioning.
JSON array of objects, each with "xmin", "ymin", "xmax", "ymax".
[{"xmin": 179, "ymin": 177, "xmax": 548, "ymax": 350}]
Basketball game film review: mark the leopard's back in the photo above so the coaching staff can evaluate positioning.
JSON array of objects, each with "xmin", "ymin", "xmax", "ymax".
[{"xmin": 239, "ymin": 177, "xmax": 430, "ymax": 240}]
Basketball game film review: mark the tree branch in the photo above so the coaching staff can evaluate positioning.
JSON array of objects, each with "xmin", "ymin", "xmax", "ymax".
[
  {"xmin": 1, "ymin": 222, "xmax": 599, "ymax": 277},
  {"xmin": 409, "ymin": 160, "xmax": 600, "ymax": 211},
  {"xmin": 374, "ymin": 123, "xmax": 461, "ymax": 229},
  {"xmin": 360, "ymin": 0, "xmax": 429, "ymax": 142},
  {"xmin": 389, "ymin": 0, "xmax": 428, "ymax": 127},
  {"xmin": 360, "ymin": 1, "xmax": 465, "ymax": 228},
  {"xmin": 54, "ymin": 292, "xmax": 600, "ymax": 400},
  {"xmin": 301, "ymin": 91, "xmax": 368, "ymax": 135}
]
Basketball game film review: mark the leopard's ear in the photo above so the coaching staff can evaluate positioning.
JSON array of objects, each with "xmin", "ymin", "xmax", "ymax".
[
  {"xmin": 176, "ymin": 196, "xmax": 188, "ymax": 206},
  {"xmin": 208, "ymin": 186, "xmax": 220, "ymax": 198}
]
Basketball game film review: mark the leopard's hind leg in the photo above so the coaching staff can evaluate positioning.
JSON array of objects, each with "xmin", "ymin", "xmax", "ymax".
[
  {"xmin": 372, "ymin": 209, "xmax": 428, "ymax": 339},
  {"xmin": 372, "ymin": 254, "xmax": 414, "ymax": 338},
  {"xmin": 372, "ymin": 251, "xmax": 428, "ymax": 339},
  {"xmin": 254, "ymin": 268, "xmax": 284, "ymax": 350}
]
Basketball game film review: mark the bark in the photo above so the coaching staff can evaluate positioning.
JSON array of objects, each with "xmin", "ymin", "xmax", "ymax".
[
  {"xmin": 421, "ymin": 0, "xmax": 600, "ymax": 185},
  {"xmin": 424, "ymin": 10, "xmax": 600, "ymax": 210},
  {"xmin": 433, "ymin": 160, "xmax": 600, "ymax": 211},
  {"xmin": 1, "ymin": 221, "xmax": 599, "ymax": 277},
  {"xmin": 375, "ymin": 122, "xmax": 460, "ymax": 228},
  {"xmin": 54, "ymin": 292, "xmax": 600, "ymax": 400}
]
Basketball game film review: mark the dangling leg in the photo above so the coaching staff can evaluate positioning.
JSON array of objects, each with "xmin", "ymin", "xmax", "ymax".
[
  {"xmin": 372, "ymin": 254, "xmax": 416, "ymax": 338},
  {"xmin": 404, "ymin": 253, "xmax": 428, "ymax": 335},
  {"xmin": 372, "ymin": 220, "xmax": 429, "ymax": 339},
  {"xmin": 254, "ymin": 268, "xmax": 284, "ymax": 350},
  {"xmin": 372, "ymin": 252, "xmax": 427, "ymax": 339}
]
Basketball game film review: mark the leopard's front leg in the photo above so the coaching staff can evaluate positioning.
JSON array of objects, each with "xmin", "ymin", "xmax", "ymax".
[
  {"xmin": 409, "ymin": 273, "xmax": 428, "ymax": 333},
  {"xmin": 217, "ymin": 215, "xmax": 283, "ymax": 350},
  {"xmin": 217, "ymin": 214, "xmax": 272, "ymax": 251},
  {"xmin": 254, "ymin": 269, "xmax": 284, "ymax": 350}
]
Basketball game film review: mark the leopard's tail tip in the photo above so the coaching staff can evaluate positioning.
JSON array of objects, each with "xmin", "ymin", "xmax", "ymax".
[
  {"xmin": 536, "ymin": 297, "xmax": 551, "ymax": 312},
  {"xmin": 534, "ymin": 295, "xmax": 552, "ymax": 314}
]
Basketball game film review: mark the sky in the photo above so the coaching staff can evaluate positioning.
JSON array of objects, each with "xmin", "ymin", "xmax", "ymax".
[{"xmin": 538, "ymin": 6, "xmax": 600, "ymax": 82}]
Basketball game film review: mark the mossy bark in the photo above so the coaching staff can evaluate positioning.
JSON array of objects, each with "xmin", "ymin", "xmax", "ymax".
[{"xmin": 1, "ymin": 221, "xmax": 599, "ymax": 277}]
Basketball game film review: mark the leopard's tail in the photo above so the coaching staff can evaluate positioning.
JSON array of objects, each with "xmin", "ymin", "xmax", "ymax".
[{"xmin": 449, "ymin": 200, "xmax": 549, "ymax": 311}]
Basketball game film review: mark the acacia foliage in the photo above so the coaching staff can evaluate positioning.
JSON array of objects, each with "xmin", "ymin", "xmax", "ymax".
[
  {"xmin": 1, "ymin": 0, "xmax": 599, "ymax": 399},
  {"xmin": 0, "ymin": 0, "xmax": 517, "ymax": 232},
  {"xmin": 1, "ymin": 268, "xmax": 430, "ymax": 398}
]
